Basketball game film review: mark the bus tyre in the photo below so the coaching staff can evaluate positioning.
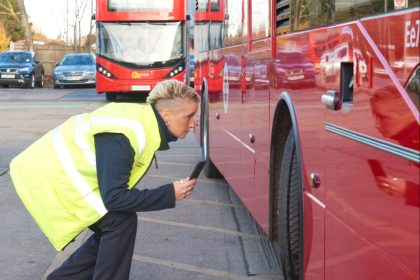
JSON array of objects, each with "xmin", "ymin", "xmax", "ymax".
[
  {"xmin": 200, "ymin": 86, "xmax": 221, "ymax": 178},
  {"xmin": 277, "ymin": 129, "xmax": 302, "ymax": 280},
  {"xmin": 106, "ymin": 93, "xmax": 116, "ymax": 101}
]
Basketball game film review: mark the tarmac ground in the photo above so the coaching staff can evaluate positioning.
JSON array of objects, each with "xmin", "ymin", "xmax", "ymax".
[{"xmin": 0, "ymin": 86, "xmax": 282, "ymax": 280}]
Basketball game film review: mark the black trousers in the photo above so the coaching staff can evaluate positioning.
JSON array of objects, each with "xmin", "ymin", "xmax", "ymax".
[{"xmin": 47, "ymin": 211, "xmax": 138, "ymax": 280}]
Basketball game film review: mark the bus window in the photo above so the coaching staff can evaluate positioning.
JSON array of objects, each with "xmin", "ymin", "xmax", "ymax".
[
  {"xmin": 224, "ymin": 0, "xmax": 243, "ymax": 46},
  {"xmin": 333, "ymin": 0, "xmax": 418, "ymax": 22},
  {"xmin": 211, "ymin": 0, "xmax": 220, "ymax": 11},
  {"xmin": 210, "ymin": 22, "xmax": 224, "ymax": 49},
  {"xmin": 242, "ymin": 0, "xmax": 248, "ymax": 43},
  {"xmin": 195, "ymin": 22, "xmax": 210, "ymax": 52},
  {"xmin": 251, "ymin": 0, "xmax": 270, "ymax": 40},
  {"xmin": 97, "ymin": 22, "xmax": 184, "ymax": 66},
  {"xmin": 197, "ymin": 0, "xmax": 209, "ymax": 11},
  {"xmin": 292, "ymin": 0, "xmax": 331, "ymax": 30}
]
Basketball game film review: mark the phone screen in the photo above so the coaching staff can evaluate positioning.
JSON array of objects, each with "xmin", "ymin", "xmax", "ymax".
[
  {"xmin": 190, "ymin": 161, "xmax": 206, "ymax": 179},
  {"xmin": 367, "ymin": 159, "xmax": 387, "ymax": 177}
]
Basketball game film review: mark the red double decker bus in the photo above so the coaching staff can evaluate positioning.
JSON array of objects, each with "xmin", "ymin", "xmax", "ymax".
[
  {"xmin": 95, "ymin": 0, "xmax": 190, "ymax": 100},
  {"xmin": 194, "ymin": 0, "xmax": 419, "ymax": 279}
]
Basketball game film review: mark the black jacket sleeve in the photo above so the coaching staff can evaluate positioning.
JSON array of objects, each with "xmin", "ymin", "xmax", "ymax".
[{"xmin": 94, "ymin": 133, "xmax": 176, "ymax": 212}]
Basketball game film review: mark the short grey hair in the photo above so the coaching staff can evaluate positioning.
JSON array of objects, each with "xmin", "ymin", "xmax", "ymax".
[{"xmin": 146, "ymin": 80, "xmax": 200, "ymax": 109}]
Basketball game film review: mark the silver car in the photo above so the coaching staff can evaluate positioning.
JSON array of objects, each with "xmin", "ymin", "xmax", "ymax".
[{"xmin": 53, "ymin": 53, "xmax": 96, "ymax": 88}]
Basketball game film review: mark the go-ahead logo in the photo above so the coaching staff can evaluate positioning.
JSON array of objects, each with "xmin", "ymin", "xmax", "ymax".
[{"xmin": 131, "ymin": 72, "xmax": 149, "ymax": 79}]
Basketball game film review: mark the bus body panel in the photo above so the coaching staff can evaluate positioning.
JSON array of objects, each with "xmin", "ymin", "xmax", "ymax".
[
  {"xmin": 194, "ymin": 0, "xmax": 419, "ymax": 278},
  {"xmin": 323, "ymin": 13, "xmax": 419, "ymax": 279}
]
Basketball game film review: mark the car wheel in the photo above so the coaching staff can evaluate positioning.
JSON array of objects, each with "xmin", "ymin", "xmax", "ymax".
[
  {"xmin": 2, "ymin": 85, "xmax": 9, "ymax": 88},
  {"xmin": 26, "ymin": 74, "xmax": 35, "ymax": 89},
  {"xmin": 53, "ymin": 85, "xmax": 60, "ymax": 89},
  {"xmin": 106, "ymin": 92, "xmax": 117, "ymax": 101},
  {"xmin": 276, "ymin": 129, "xmax": 303, "ymax": 280},
  {"xmin": 37, "ymin": 74, "xmax": 44, "ymax": 88}
]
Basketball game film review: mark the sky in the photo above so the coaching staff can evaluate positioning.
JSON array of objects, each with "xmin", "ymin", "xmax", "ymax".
[{"xmin": 24, "ymin": 0, "xmax": 95, "ymax": 40}]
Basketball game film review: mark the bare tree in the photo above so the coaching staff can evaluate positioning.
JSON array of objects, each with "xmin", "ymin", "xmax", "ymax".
[
  {"xmin": 86, "ymin": 0, "xmax": 94, "ymax": 53},
  {"xmin": 16, "ymin": 0, "xmax": 33, "ymax": 50},
  {"xmin": 71, "ymin": 0, "xmax": 90, "ymax": 52}
]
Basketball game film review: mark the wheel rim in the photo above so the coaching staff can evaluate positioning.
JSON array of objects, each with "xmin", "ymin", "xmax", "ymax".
[
  {"xmin": 40, "ymin": 74, "xmax": 44, "ymax": 87},
  {"xmin": 31, "ymin": 75, "xmax": 35, "ymax": 88},
  {"xmin": 201, "ymin": 87, "xmax": 209, "ymax": 161}
]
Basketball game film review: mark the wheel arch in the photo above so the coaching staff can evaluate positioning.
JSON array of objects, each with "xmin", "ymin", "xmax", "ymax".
[{"xmin": 268, "ymin": 91, "xmax": 304, "ymax": 240}]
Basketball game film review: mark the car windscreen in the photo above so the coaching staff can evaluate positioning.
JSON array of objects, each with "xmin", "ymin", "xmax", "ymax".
[
  {"xmin": 0, "ymin": 52, "xmax": 31, "ymax": 63},
  {"xmin": 277, "ymin": 53, "xmax": 307, "ymax": 63},
  {"xmin": 61, "ymin": 55, "xmax": 94, "ymax": 66},
  {"xmin": 97, "ymin": 21, "xmax": 185, "ymax": 67}
]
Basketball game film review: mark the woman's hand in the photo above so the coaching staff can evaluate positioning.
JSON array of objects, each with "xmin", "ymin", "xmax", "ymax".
[{"xmin": 173, "ymin": 177, "xmax": 197, "ymax": 200}]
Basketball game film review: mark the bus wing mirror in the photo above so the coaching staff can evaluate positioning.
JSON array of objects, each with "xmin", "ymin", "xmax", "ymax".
[
  {"xmin": 225, "ymin": 14, "xmax": 229, "ymax": 20},
  {"xmin": 91, "ymin": 13, "xmax": 96, "ymax": 20},
  {"xmin": 186, "ymin": 14, "xmax": 191, "ymax": 20}
]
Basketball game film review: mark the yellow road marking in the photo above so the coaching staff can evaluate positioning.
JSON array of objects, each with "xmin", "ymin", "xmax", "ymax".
[
  {"xmin": 132, "ymin": 254, "xmax": 267, "ymax": 280},
  {"xmin": 183, "ymin": 198, "xmax": 243, "ymax": 208},
  {"xmin": 138, "ymin": 217, "xmax": 268, "ymax": 240}
]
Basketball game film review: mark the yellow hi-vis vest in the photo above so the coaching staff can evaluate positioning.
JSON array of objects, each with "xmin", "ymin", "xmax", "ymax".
[{"xmin": 10, "ymin": 103, "xmax": 162, "ymax": 251}]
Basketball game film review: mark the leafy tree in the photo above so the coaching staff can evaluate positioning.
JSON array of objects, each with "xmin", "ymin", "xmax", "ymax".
[
  {"xmin": 0, "ymin": 0, "xmax": 24, "ymax": 41},
  {"xmin": 0, "ymin": 25, "xmax": 10, "ymax": 51},
  {"xmin": 0, "ymin": 0, "xmax": 32, "ymax": 49}
]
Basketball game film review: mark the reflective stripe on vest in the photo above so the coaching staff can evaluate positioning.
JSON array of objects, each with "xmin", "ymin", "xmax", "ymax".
[
  {"xmin": 53, "ymin": 127, "xmax": 108, "ymax": 216},
  {"xmin": 75, "ymin": 115, "xmax": 147, "ymax": 168},
  {"xmin": 54, "ymin": 115, "xmax": 149, "ymax": 216},
  {"xmin": 75, "ymin": 115, "xmax": 96, "ymax": 168}
]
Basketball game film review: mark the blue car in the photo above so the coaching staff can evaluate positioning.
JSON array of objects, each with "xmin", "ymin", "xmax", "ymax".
[
  {"xmin": 53, "ymin": 53, "xmax": 96, "ymax": 89},
  {"xmin": 0, "ymin": 51, "xmax": 44, "ymax": 88}
]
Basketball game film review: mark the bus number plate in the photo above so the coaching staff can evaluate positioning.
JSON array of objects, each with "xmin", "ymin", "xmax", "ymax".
[{"xmin": 131, "ymin": 85, "xmax": 151, "ymax": 91}]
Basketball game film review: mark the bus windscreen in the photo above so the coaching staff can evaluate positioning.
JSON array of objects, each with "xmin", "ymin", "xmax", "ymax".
[{"xmin": 97, "ymin": 22, "xmax": 184, "ymax": 67}]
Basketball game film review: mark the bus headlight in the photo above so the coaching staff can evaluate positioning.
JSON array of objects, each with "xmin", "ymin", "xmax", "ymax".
[
  {"xmin": 96, "ymin": 63, "xmax": 116, "ymax": 79},
  {"xmin": 165, "ymin": 62, "xmax": 186, "ymax": 78}
]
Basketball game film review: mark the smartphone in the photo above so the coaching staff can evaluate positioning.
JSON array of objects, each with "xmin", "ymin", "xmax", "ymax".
[
  {"xmin": 367, "ymin": 159, "xmax": 387, "ymax": 177},
  {"xmin": 189, "ymin": 161, "xmax": 206, "ymax": 179}
]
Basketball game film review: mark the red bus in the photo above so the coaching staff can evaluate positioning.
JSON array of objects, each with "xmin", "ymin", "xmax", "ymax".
[
  {"xmin": 194, "ymin": 0, "xmax": 419, "ymax": 279},
  {"xmin": 95, "ymin": 0, "xmax": 190, "ymax": 100}
]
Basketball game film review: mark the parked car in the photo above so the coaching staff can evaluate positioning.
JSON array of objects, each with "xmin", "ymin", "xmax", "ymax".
[
  {"xmin": 269, "ymin": 51, "xmax": 316, "ymax": 89},
  {"xmin": 53, "ymin": 53, "xmax": 96, "ymax": 88},
  {"xmin": 0, "ymin": 50, "xmax": 44, "ymax": 88}
]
